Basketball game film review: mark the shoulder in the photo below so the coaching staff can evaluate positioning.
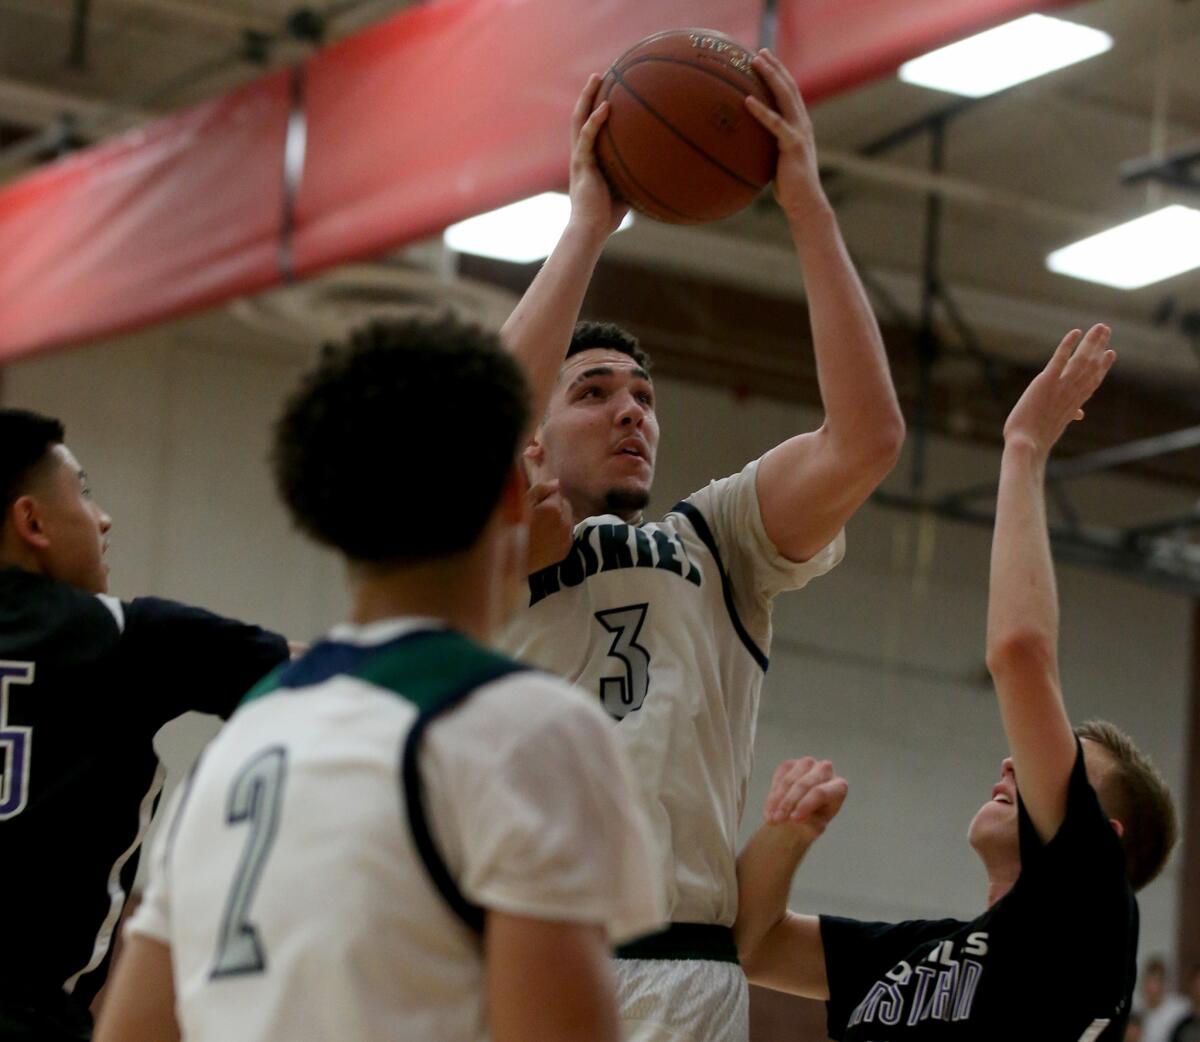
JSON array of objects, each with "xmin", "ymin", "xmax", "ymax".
[{"xmin": 433, "ymin": 670, "xmax": 609, "ymax": 756}]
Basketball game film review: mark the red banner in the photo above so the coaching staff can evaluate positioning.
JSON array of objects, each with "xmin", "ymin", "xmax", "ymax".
[{"xmin": 0, "ymin": 0, "xmax": 1080, "ymax": 361}]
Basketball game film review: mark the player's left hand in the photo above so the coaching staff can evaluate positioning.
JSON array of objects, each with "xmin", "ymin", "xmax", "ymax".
[
  {"xmin": 763, "ymin": 757, "xmax": 848, "ymax": 837},
  {"xmin": 1004, "ymin": 324, "xmax": 1116, "ymax": 458},
  {"xmin": 745, "ymin": 49, "xmax": 825, "ymax": 221}
]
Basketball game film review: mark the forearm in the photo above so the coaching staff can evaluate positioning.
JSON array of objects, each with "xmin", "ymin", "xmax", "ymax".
[
  {"xmin": 987, "ymin": 438, "xmax": 1059, "ymax": 659},
  {"xmin": 788, "ymin": 202, "xmax": 903, "ymax": 458},
  {"xmin": 734, "ymin": 822, "xmax": 817, "ymax": 959},
  {"xmin": 499, "ymin": 220, "xmax": 609, "ymax": 423}
]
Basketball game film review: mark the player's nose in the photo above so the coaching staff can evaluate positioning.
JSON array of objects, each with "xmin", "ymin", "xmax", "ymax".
[
  {"xmin": 614, "ymin": 389, "xmax": 645, "ymax": 426},
  {"xmin": 1000, "ymin": 757, "xmax": 1015, "ymax": 780}
]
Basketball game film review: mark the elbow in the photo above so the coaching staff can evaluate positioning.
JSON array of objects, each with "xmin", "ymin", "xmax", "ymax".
[
  {"xmin": 874, "ymin": 411, "xmax": 905, "ymax": 472},
  {"xmin": 986, "ymin": 628, "xmax": 1056, "ymax": 681},
  {"xmin": 834, "ymin": 410, "xmax": 905, "ymax": 484}
]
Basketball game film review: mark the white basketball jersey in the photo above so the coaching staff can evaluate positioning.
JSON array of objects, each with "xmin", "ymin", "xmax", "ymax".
[
  {"xmin": 128, "ymin": 619, "xmax": 663, "ymax": 1042},
  {"xmin": 498, "ymin": 458, "xmax": 845, "ymax": 926}
]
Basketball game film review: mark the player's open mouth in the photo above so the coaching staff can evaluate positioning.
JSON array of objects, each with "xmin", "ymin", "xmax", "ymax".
[
  {"xmin": 990, "ymin": 784, "xmax": 1013, "ymax": 805},
  {"xmin": 615, "ymin": 439, "xmax": 646, "ymax": 459}
]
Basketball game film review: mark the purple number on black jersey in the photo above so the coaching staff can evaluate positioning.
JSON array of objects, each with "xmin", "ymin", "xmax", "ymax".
[{"xmin": 0, "ymin": 661, "xmax": 35, "ymax": 820}]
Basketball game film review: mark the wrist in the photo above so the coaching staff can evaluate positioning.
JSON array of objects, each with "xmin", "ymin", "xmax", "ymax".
[
  {"xmin": 564, "ymin": 213, "xmax": 615, "ymax": 249},
  {"xmin": 783, "ymin": 188, "xmax": 834, "ymax": 231},
  {"xmin": 1002, "ymin": 432, "xmax": 1048, "ymax": 462}
]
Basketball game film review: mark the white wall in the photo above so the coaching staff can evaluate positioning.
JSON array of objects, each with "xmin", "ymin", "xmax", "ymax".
[{"xmin": 4, "ymin": 321, "xmax": 1191, "ymax": 960}]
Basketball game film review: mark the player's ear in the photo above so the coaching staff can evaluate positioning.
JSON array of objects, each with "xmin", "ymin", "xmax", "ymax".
[
  {"xmin": 1108, "ymin": 817, "xmax": 1125, "ymax": 840},
  {"xmin": 9, "ymin": 494, "xmax": 51, "ymax": 551},
  {"xmin": 498, "ymin": 463, "xmax": 530, "ymax": 528},
  {"xmin": 522, "ymin": 436, "xmax": 545, "ymax": 475}
]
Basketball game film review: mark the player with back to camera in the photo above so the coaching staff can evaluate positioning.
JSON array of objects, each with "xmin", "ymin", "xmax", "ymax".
[
  {"xmin": 0, "ymin": 409, "xmax": 290, "ymax": 1042},
  {"xmin": 93, "ymin": 317, "xmax": 665, "ymax": 1042},
  {"xmin": 734, "ymin": 326, "xmax": 1179, "ymax": 1042},
  {"xmin": 498, "ymin": 51, "xmax": 905, "ymax": 1042}
]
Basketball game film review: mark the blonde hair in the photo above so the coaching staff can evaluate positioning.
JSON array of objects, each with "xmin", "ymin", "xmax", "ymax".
[{"xmin": 1076, "ymin": 720, "xmax": 1178, "ymax": 891}]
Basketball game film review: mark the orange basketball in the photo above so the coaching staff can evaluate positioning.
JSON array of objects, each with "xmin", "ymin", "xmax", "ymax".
[{"xmin": 594, "ymin": 28, "xmax": 779, "ymax": 225}]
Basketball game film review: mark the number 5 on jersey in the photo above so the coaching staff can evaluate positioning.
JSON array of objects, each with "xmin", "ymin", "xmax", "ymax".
[
  {"xmin": 0, "ymin": 661, "xmax": 34, "ymax": 820},
  {"xmin": 595, "ymin": 604, "xmax": 651, "ymax": 720}
]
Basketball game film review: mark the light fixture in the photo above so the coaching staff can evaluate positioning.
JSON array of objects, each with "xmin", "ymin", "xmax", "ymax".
[
  {"xmin": 898, "ymin": 14, "xmax": 1112, "ymax": 98},
  {"xmin": 444, "ymin": 192, "xmax": 633, "ymax": 263},
  {"xmin": 1046, "ymin": 206, "xmax": 1200, "ymax": 290}
]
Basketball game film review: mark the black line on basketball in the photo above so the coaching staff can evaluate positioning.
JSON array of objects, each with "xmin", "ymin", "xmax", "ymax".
[
  {"xmin": 609, "ymin": 66, "xmax": 762, "ymax": 193},
  {"xmin": 600, "ymin": 120, "xmax": 696, "ymax": 223}
]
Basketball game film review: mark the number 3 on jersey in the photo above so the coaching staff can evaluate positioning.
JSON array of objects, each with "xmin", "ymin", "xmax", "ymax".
[{"xmin": 595, "ymin": 604, "xmax": 651, "ymax": 720}]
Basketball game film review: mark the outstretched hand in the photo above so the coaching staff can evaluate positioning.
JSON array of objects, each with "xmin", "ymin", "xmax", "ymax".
[
  {"xmin": 763, "ymin": 757, "xmax": 848, "ymax": 838},
  {"xmin": 569, "ymin": 74, "xmax": 629, "ymax": 237},
  {"xmin": 1004, "ymin": 324, "xmax": 1116, "ymax": 457},
  {"xmin": 745, "ymin": 49, "xmax": 824, "ymax": 220}
]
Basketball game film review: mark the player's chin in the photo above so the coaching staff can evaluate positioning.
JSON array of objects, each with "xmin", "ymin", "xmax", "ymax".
[
  {"xmin": 967, "ymin": 801, "xmax": 1014, "ymax": 844},
  {"xmin": 603, "ymin": 482, "xmax": 651, "ymax": 517}
]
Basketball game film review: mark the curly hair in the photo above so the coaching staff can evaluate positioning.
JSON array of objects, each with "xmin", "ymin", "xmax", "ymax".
[
  {"xmin": 0, "ymin": 409, "xmax": 65, "ymax": 519},
  {"xmin": 273, "ymin": 316, "xmax": 530, "ymax": 564},
  {"xmin": 567, "ymin": 320, "xmax": 653, "ymax": 371}
]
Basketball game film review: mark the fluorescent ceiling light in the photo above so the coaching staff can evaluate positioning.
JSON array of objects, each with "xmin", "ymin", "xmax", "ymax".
[
  {"xmin": 1046, "ymin": 206, "xmax": 1200, "ymax": 290},
  {"xmin": 444, "ymin": 192, "xmax": 633, "ymax": 263},
  {"xmin": 898, "ymin": 14, "xmax": 1112, "ymax": 97}
]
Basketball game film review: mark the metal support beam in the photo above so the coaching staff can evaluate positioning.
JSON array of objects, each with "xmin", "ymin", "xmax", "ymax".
[
  {"xmin": 874, "ymin": 490, "xmax": 1200, "ymax": 597},
  {"xmin": 944, "ymin": 426, "xmax": 1200, "ymax": 506},
  {"xmin": 1120, "ymin": 139, "xmax": 1200, "ymax": 192}
]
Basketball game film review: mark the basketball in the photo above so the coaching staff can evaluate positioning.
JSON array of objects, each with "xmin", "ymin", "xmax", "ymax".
[{"xmin": 594, "ymin": 28, "xmax": 779, "ymax": 225}]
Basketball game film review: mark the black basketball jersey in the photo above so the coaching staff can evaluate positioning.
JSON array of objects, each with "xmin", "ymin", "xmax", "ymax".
[{"xmin": 0, "ymin": 567, "xmax": 288, "ymax": 1027}]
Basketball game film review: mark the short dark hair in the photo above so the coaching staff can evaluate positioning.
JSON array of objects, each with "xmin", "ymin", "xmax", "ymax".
[
  {"xmin": 0, "ymin": 409, "xmax": 65, "ymax": 519},
  {"xmin": 1076, "ymin": 720, "xmax": 1178, "ymax": 892},
  {"xmin": 567, "ymin": 320, "xmax": 652, "ymax": 371},
  {"xmin": 273, "ymin": 316, "xmax": 530, "ymax": 564}
]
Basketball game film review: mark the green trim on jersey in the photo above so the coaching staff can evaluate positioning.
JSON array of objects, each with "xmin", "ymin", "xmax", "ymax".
[{"xmin": 239, "ymin": 629, "xmax": 525, "ymax": 714}]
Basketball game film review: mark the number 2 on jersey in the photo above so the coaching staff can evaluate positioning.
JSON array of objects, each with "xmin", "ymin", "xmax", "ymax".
[
  {"xmin": 211, "ymin": 746, "xmax": 288, "ymax": 978},
  {"xmin": 0, "ymin": 661, "xmax": 34, "ymax": 820},
  {"xmin": 595, "ymin": 604, "xmax": 651, "ymax": 719}
]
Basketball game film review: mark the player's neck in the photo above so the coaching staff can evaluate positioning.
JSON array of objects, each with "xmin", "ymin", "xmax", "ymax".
[
  {"xmin": 348, "ymin": 553, "xmax": 496, "ymax": 643},
  {"xmin": 983, "ymin": 862, "xmax": 1020, "ymax": 908}
]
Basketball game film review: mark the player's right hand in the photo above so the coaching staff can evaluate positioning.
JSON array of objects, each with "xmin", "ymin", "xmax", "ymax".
[
  {"xmin": 569, "ymin": 74, "xmax": 629, "ymax": 236},
  {"xmin": 1003, "ymin": 323, "xmax": 1116, "ymax": 458},
  {"xmin": 763, "ymin": 757, "xmax": 848, "ymax": 836},
  {"xmin": 527, "ymin": 477, "xmax": 575, "ymax": 574}
]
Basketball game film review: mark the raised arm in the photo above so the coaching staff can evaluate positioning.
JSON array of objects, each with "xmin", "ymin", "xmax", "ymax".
[
  {"xmin": 987, "ymin": 325, "xmax": 1116, "ymax": 843},
  {"xmin": 747, "ymin": 50, "xmax": 904, "ymax": 563},
  {"xmin": 734, "ymin": 757, "xmax": 847, "ymax": 998},
  {"xmin": 499, "ymin": 76, "xmax": 628, "ymax": 424}
]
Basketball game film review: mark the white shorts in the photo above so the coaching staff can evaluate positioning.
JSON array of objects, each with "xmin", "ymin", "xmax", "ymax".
[{"xmin": 614, "ymin": 957, "xmax": 749, "ymax": 1042}]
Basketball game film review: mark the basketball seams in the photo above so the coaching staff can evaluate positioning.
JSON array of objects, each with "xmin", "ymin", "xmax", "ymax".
[
  {"xmin": 617, "ymin": 54, "xmax": 769, "ymax": 105},
  {"xmin": 609, "ymin": 67, "xmax": 762, "ymax": 193},
  {"xmin": 597, "ymin": 124, "xmax": 696, "ymax": 223}
]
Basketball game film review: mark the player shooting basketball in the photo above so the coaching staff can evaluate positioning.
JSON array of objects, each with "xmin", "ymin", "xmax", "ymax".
[
  {"xmin": 496, "ymin": 51, "xmax": 904, "ymax": 1042},
  {"xmin": 734, "ymin": 325, "xmax": 1178, "ymax": 1041}
]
